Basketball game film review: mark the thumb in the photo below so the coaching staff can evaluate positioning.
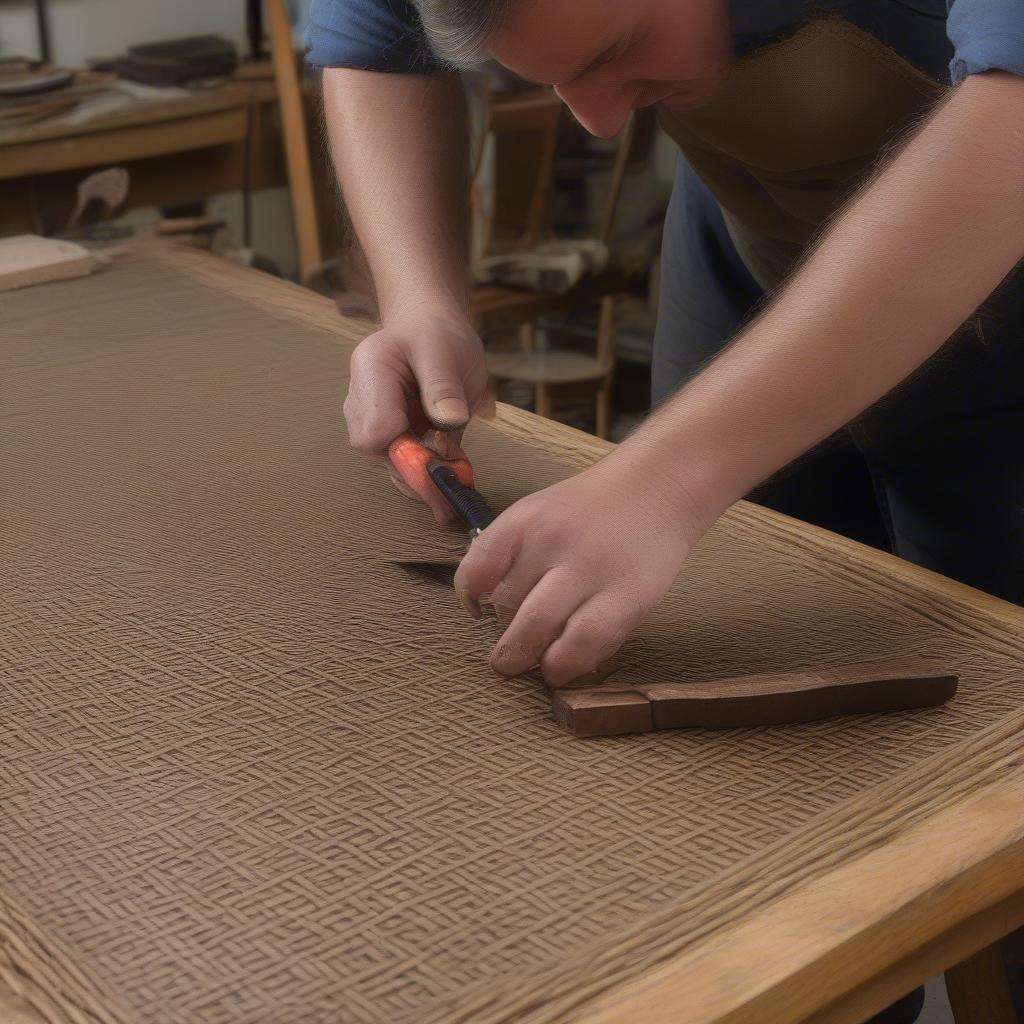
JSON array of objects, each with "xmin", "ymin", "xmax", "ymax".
[{"xmin": 410, "ymin": 346, "xmax": 471, "ymax": 430}]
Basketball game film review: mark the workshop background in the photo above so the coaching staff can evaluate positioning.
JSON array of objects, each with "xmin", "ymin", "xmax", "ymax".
[
  {"xmin": 0, "ymin": 0, "xmax": 684, "ymax": 444},
  {"xmin": 0, "ymin": 2, "xmax": 971, "ymax": 1021}
]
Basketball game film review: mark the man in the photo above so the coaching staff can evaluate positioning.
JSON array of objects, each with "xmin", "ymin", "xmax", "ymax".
[
  {"xmin": 310, "ymin": 0, "xmax": 1024, "ymax": 686},
  {"xmin": 308, "ymin": 4, "xmax": 1024, "ymax": 1021}
]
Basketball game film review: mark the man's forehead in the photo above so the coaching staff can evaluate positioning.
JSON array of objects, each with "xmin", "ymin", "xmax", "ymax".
[{"xmin": 488, "ymin": 0, "xmax": 624, "ymax": 85}]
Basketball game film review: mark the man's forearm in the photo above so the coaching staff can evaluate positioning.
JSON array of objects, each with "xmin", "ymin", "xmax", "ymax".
[
  {"xmin": 322, "ymin": 69, "xmax": 470, "ymax": 322},
  {"xmin": 622, "ymin": 71, "xmax": 1024, "ymax": 528}
]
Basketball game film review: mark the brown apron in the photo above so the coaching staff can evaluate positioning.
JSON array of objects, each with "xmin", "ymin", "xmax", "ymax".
[{"xmin": 658, "ymin": 17, "xmax": 946, "ymax": 289}]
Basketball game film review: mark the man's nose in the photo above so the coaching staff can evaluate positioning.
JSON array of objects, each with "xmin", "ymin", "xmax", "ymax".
[{"xmin": 554, "ymin": 83, "xmax": 632, "ymax": 139}]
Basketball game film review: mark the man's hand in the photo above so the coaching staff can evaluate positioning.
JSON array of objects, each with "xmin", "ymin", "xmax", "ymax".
[
  {"xmin": 455, "ymin": 453, "xmax": 710, "ymax": 687},
  {"xmin": 343, "ymin": 307, "xmax": 491, "ymax": 460},
  {"xmin": 323, "ymin": 68, "xmax": 478, "ymax": 472}
]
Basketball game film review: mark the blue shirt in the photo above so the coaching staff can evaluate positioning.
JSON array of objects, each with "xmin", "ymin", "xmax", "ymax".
[
  {"xmin": 306, "ymin": 0, "xmax": 443, "ymax": 73},
  {"xmin": 305, "ymin": 0, "xmax": 1024, "ymax": 84}
]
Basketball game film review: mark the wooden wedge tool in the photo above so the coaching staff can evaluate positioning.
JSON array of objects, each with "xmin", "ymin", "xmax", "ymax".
[{"xmin": 551, "ymin": 657, "xmax": 958, "ymax": 738}]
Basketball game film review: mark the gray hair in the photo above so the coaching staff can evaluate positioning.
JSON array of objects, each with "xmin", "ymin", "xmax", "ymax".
[{"xmin": 412, "ymin": 0, "xmax": 513, "ymax": 69}]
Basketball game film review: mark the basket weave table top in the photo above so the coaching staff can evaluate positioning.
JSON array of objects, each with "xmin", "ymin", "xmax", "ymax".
[{"xmin": 2, "ymin": 249, "xmax": 1023, "ymax": 1024}]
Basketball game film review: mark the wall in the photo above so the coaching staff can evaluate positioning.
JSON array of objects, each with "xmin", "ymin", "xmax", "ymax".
[
  {"xmin": 0, "ymin": 0, "xmax": 249, "ymax": 65},
  {"xmin": 0, "ymin": 1, "xmax": 316, "ymax": 279}
]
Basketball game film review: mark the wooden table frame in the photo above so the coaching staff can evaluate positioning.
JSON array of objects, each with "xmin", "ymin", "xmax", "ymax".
[{"xmin": 2, "ymin": 246, "xmax": 1021, "ymax": 1024}]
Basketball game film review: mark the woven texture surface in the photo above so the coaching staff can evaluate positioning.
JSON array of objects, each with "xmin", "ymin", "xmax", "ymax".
[{"xmin": 2, "ymin": 253, "xmax": 1023, "ymax": 1024}]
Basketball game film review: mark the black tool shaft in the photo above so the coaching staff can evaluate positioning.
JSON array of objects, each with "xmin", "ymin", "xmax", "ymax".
[{"xmin": 427, "ymin": 462, "xmax": 498, "ymax": 533}]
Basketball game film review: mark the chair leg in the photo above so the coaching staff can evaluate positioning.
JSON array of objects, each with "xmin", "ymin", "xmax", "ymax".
[
  {"xmin": 535, "ymin": 382, "xmax": 552, "ymax": 419},
  {"xmin": 520, "ymin": 322, "xmax": 551, "ymax": 419},
  {"xmin": 945, "ymin": 942, "xmax": 1016, "ymax": 1024},
  {"xmin": 595, "ymin": 376, "xmax": 612, "ymax": 440},
  {"xmin": 594, "ymin": 294, "xmax": 616, "ymax": 440},
  {"xmin": 518, "ymin": 321, "xmax": 536, "ymax": 353}
]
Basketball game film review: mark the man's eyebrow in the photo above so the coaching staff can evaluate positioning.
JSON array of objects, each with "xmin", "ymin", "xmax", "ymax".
[{"xmin": 563, "ymin": 37, "xmax": 624, "ymax": 85}]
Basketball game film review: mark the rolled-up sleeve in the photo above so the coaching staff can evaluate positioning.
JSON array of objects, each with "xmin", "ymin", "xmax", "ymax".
[
  {"xmin": 947, "ymin": 0, "xmax": 1024, "ymax": 83},
  {"xmin": 305, "ymin": 0, "xmax": 440, "ymax": 72}
]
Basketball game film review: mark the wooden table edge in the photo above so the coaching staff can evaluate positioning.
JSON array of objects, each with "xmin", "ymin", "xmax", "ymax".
[{"xmin": 559, "ymin": 769, "xmax": 1024, "ymax": 1024}]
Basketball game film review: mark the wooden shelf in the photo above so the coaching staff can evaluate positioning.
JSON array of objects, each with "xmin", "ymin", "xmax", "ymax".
[{"xmin": 0, "ymin": 85, "xmax": 256, "ymax": 179}]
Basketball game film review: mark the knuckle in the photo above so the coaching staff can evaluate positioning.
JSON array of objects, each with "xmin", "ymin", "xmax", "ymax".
[
  {"xmin": 424, "ymin": 383, "xmax": 463, "ymax": 404},
  {"xmin": 565, "ymin": 615, "xmax": 609, "ymax": 650},
  {"xmin": 607, "ymin": 587, "xmax": 647, "ymax": 632},
  {"xmin": 348, "ymin": 343, "xmax": 374, "ymax": 373},
  {"xmin": 471, "ymin": 525, "xmax": 517, "ymax": 567},
  {"xmin": 351, "ymin": 334, "xmax": 404, "ymax": 377},
  {"xmin": 513, "ymin": 603, "xmax": 562, "ymax": 637},
  {"xmin": 342, "ymin": 391, "xmax": 361, "ymax": 423},
  {"xmin": 341, "ymin": 406, "xmax": 364, "ymax": 442},
  {"xmin": 341, "ymin": 409, "xmax": 372, "ymax": 449},
  {"xmin": 418, "ymin": 372, "xmax": 462, "ymax": 398},
  {"xmin": 490, "ymin": 582, "xmax": 523, "ymax": 613}
]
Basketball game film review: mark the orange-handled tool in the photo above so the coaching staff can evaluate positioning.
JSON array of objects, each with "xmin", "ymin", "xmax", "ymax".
[
  {"xmin": 388, "ymin": 430, "xmax": 474, "ymax": 501},
  {"xmin": 388, "ymin": 430, "xmax": 496, "ymax": 533}
]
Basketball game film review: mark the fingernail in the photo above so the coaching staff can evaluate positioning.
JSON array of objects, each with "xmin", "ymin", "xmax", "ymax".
[
  {"xmin": 490, "ymin": 645, "xmax": 536, "ymax": 678},
  {"xmin": 431, "ymin": 398, "xmax": 468, "ymax": 427},
  {"xmin": 490, "ymin": 649, "xmax": 515, "ymax": 676},
  {"xmin": 457, "ymin": 587, "xmax": 482, "ymax": 619}
]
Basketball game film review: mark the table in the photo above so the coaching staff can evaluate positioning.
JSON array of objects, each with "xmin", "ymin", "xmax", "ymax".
[{"xmin": 1, "ymin": 246, "xmax": 1022, "ymax": 1024}]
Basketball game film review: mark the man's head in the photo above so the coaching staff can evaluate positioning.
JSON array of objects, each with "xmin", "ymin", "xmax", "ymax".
[{"xmin": 415, "ymin": 0, "xmax": 731, "ymax": 138}]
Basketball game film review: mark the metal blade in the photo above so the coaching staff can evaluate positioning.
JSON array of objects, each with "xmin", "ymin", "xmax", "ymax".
[{"xmin": 393, "ymin": 559, "xmax": 459, "ymax": 589}]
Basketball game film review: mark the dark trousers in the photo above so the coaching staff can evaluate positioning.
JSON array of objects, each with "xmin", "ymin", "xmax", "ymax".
[{"xmin": 654, "ymin": 161, "xmax": 1024, "ymax": 608}]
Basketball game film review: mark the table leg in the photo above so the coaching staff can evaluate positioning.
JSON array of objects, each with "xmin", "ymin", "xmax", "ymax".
[
  {"xmin": 535, "ymin": 381, "xmax": 552, "ymax": 419},
  {"xmin": 945, "ymin": 942, "xmax": 1016, "ymax": 1024}
]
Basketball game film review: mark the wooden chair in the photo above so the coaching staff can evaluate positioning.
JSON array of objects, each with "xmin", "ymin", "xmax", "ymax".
[
  {"xmin": 469, "ymin": 90, "xmax": 635, "ymax": 439},
  {"xmin": 266, "ymin": 0, "xmax": 322, "ymax": 284},
  {"xmin": 469, "ymin": 88, "xmax": 562, "ymax": 255}
]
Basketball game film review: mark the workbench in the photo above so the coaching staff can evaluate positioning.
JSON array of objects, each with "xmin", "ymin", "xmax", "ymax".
[{"xmin": 1, "ymin": 246, "xmax": 1022, "ymax": 1024}]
